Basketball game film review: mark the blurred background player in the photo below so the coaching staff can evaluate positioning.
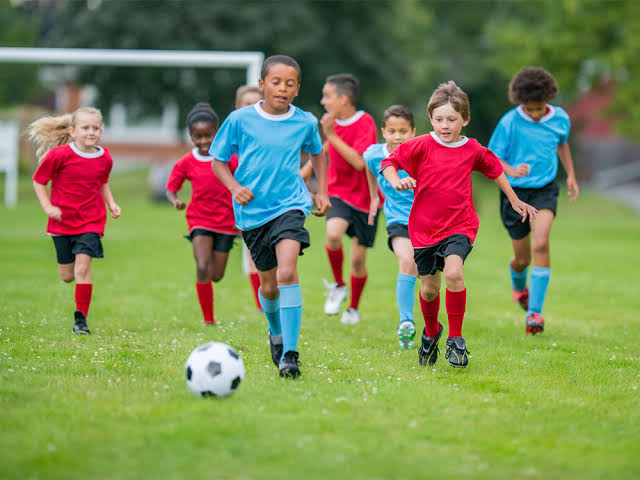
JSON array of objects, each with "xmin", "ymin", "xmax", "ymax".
[
  {"xmin": 166, "ymin": 103, "xmax": 237, "ymax": 326},
  {"xmin": 29, "ymin": 107, "xmax": 121, "ymax": 335},
  {"xmin": 320, "ymin": 73, "xmax": 379, "ymax": 325},
  {"xmin": 488, "ymin": 66, "xmax": 579, "ymax": 335},
  {"xmin": 364, "ymin": 105, "xmax": 418, "ymax": 349},
  {"xmin": 381, "ymin": 81, "xmax": 537, "ymax": 368},
  {"xmin": 210, "ymin": 55, "xmax": 330, "ymax": 378}
]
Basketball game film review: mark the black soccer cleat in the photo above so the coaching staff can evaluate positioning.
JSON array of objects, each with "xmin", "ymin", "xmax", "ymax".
[
  {"xmin": 418, "ymin": 322, "xmax": 443, "ymax": 366},
  {"xmin": 278, "ymin": 350, "xmax": 301, "ymax": 378},
  {"xmin": 269, "ymin": 332, "xmax": 283, "ymax": 368},
  {"xmin": 72, "ymin": 310, "xmax": 90, "ymax": 335},
  {"xmin": 446, "ymin": 336, "xmax": 469, "ymax": 368}
]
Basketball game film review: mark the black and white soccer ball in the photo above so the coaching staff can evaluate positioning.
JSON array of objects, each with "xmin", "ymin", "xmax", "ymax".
[{"xmin": 185, "ymin": 342, "xmax": 245, "ymax": 397}]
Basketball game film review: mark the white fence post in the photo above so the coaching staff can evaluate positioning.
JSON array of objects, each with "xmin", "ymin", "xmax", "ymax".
[{"xmin": 0, "ymin": 121, "xmax": 19, "ymax": 208}]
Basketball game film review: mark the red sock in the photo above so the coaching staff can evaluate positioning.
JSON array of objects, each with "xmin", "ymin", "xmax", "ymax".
[
  {"xmin": 349, "ymin": 274, "xmax": 367, "ymax": 309},
  {"xmin": 420, "ymin": 293, "xmax": 440, "ymax": 337},
  {"xmin": 446, "ymin": 288, "xmax": 466, "ymax": 337},
  {"xmin": 75, "ymin": 283, "xmax": 92, "ymax": 317},
  {"xmin": 249, "ymin": 273, "xmax": 262, "ymax": 311},
  {"xmin": 196, "ymin": 282, "xmax": 215, "ymax": 324},
  {"xmin": 326, "ymin": 246, "xmax": 345, "ymax": 287}
]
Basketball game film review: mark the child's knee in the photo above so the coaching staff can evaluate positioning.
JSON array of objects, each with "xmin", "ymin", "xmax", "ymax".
[
  {"xmin": 420, "ymin": 285, "xmax": 439, "ymax": 301},
  {"xmin": 532, "ymin": 239, "xmax": 550, "ymax": 256},
  {"xmin": 276, "ymin": 265, "xmax": 297, "ymax": 285},
  {"xmin": 443, "ymin": 269, "xmax": 464, "ymax": 290},
  {"xmin": 60, "ymin": 272, "xmax": 74, "ymax": 283},
  {"xmin": 512, "ymin": 256, "xmax": 531, "ymax": 271},
  {"xmin": 211, "ymin": 271, "xmax": 224, "ymax": 283}
]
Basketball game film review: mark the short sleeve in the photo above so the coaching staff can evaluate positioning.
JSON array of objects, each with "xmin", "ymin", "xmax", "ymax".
[
  {"xmin": 487, "ymin": 116, "xmax": 511, "ymax": 160},
  {"xmin": 32, "ymin": 148, "xmax": 60, "ymax": 185},
  {"xmin": 102, "ymin": 150, "xmax": 113, "ymax": 184},
  {"xmin": 363, "ymin": 145, "xmax": 379, "ymax": 175},
  {"xmin": 381, "ymin": 140, "xmax": 415, "ymax": 177},
  {"xmin": 209, "ymin": 114, "xmax": 239, "ymax": 162},
  {"xmin": 301, "ymin": 117, "xmax": 323, "ymax": 155},
  {"xmin": 166, "ymin": 158, "xmax": 187, "ymax": 192},
  {"xmin": 351, "ymin": 116, "xmax": 378, "ymax": 155},
  {"xmin": 558, "ymin": 114, "xmax": 571, "ymax": 145},
  {"xmin": 473, "ymin": 146, "xmax": 503, "ymax": 180}
]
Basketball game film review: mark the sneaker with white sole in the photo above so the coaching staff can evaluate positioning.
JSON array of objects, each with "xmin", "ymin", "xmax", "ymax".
[
  {"xmin": 397, "ymin": 320, "xmax": 416, "ymax": 349},
  {"xmin": 340, "ymin": 307, "xmax": 360, "ymax": 325},
  {"xmin": 323, "ymin": 279, "xmax": 347, "ymax": 315}
]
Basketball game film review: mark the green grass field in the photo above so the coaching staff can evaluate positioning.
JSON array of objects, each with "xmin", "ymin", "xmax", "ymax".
[{"xmin": 1, "ymin": 170, "xmax": 639, "ymax": 480}]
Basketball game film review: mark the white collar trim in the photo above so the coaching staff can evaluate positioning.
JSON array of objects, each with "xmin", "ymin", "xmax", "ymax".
[
  {"xmin": 382, "ymin": 143, "xmax": 390, "ymax": 157},
  {"xmin": 517, "ymin": 104, "xmax": 556, "ymax": 123},
  {"xmin": 254, "ymin": 100, "xmax": 296, "ymax": 121},
  {"xmin": 430, "ymin": 131, "xmax": 469, "ymax": 148},
  {"xmin": 69, "ymin": 142, "xmax": 104, "ymax": 158},
  {"xmin": 335, "ymin": 110, "xmax": 365, "ymax": 127},
  {"xmin": 192, "ymin": 148, "xmax": 213, "ymax": 162}
]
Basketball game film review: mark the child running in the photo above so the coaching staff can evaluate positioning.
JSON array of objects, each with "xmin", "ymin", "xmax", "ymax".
[
  {"xmin": 210, "ymin": 55, "xmax": 330, "ymax": 378},
  {"xmin": 30, "ymin": 107, "xmax": 121, "ymax": 335},
  {"xmin": 363, "ymin": 105, "xmax": 419, "ymax": 349},
  {"xmin": 381, "ymin": 81, "xmax": 537, "ymax": 368},
  {"xmin": 166, "ymin": 102, "xmax": 237, "ymax": 326},
  {"xmin": 488, "ymin": 67, "xmax": 579, "ymax": 334},
  {"xmin": 320, "ymin": 73, "xmax": 379, "ymax": 325}
]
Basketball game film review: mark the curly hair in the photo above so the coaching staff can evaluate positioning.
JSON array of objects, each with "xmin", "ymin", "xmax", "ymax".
[{"xmin": 508, "ymin": 67, "xmax": 558, "ymax": 104}]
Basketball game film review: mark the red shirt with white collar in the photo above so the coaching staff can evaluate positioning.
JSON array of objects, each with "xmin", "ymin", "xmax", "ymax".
[
  {"xmin": 166, "ymin": 149, "xmax": 238, "ymax": 234},
  {"xmin": 381, "ymin": 132, "xmax": 503, "ymax": 247}
]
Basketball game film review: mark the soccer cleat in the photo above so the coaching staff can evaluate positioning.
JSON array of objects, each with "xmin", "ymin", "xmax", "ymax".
[
  {"xmin": 445, "ymin": 336, "xmax": 469, "ymax": 368},
  {"xmin": 279, "ymin": 350, "xmax": 301, "ymax": 378},
  {"xmin": 512, "ymin": 288, "xmax": 529, "ymax": 311},
  {"xmin": 397, "ymin": 320, "xmax": 416, "ymax": 349},
  {"xmin": 72, "ymin": 310, "xmax": 90, "ymax": 335},
  {"xmin": 526, "ymin": 312, "xmax": 545, "ymax": 335},
  {"xmin": 340, "ymin": 307, "xmax": 360, "ymax": 325},
  {"xmin": 323, "ymin": 279, "xmax": 348, "ymax": 315},
  {"xmin": 418, "ymin": 322, "xmax": 443, "ymax": 366},
  {"xmin": 269, "ymin": 332, "xmax": 283, "ymax": 368}
]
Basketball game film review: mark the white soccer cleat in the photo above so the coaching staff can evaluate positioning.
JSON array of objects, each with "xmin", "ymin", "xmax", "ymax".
[
  {"xmin": 340, "ymin": 307, "xmax": 360, "ymax": 325},
  {"xmin": 323, "ymin": 279, "xmax": 347, "ymax": 315}
]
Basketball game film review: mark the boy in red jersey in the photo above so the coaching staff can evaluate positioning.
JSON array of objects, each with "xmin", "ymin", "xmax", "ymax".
[
  {"xmin": 381, "ymin": 81, "xmax": 537, "ymax": 368},
  {"xmin": 320, "ymin": 73, "xmax": 379, "ymax": 325},
  {"xmin": 30, "ymin": 107, "xmax": 121, "ymax": 335},
  {"xmin": 166, "ymin": 103, "xmax": 238, "ymax": 326}
]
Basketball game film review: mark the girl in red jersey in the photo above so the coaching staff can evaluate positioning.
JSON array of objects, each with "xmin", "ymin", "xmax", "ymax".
[
  {"xmin": 30, "ymin": 107, "xmax": 121, "ymax": 335},
  {"xmin": 166, "ymin": 103, "xmax": 238, "ymax": 325},
  {"xmin": 381, "ymin": 81, "xmax": 538, "ymax": 368}
]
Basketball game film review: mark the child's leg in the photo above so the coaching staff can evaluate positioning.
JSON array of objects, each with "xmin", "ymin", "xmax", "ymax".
[
  {"xmin": 275, "ymin": 238, "xmax": 302, "ymax": 357},
  {"xmin": 349, "ymin": 237, "xmax": 368, "ymax": 310},
  {"xmin": 325, "ymin": 217, "xmax": 349, "ymax": 286},
  {"xmin": 510, "ymin": 235, "xmax": 531, "ymax": 290},
  {"xmin": 73, "ymin": 254, "xmax": 93, "ymax": 317},
  {"xmin": 528, "ymin": 209, "xmax": 554, "ymax": 315},
  {"xmin": 247, "ymin": 252, "xmax": 262, "ymax": 311},
  {"xmin": 419, "ymin": 272, "xmax": 442, "ymax": 337},
  {"xmin": 443, "ymin": 255, "xmax": 465, "ymax": 338},
  {"xmin": 393, "ymin": 236, "xmax": 418, "ymax": 323},
  {"xmin": 58, "ymin": 263, "xmax": 75, "ymax": 283},
  {"xmin": 257, "ymin": 267, "xmax": 280, "ymax": 335},
  {"xmin": 192, "ymin": 236, "xmax": 215, "ymax": 324}
]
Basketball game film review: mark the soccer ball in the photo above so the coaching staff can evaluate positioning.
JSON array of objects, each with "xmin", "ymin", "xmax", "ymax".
[{"xmin": 185, "ymin": 342, "xmax": 245, "ymax": 397}]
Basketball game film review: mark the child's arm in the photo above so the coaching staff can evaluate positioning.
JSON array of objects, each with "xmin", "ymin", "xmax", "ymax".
[
  {"xmin": 310, "ymin": 152, "xmax": 331, "ymax": 216},
  {"xmin": 381, "ymin": 166, "xmax": 416, "ymax": 191},
  {"xmin": 212, "ymin": 160, "xmax": 254, "ymax": 205},
  {"xmin": 494, "ymin": 173, "xmax": 538, "ymax": 222},
  {"xmin": 365, "ymin": 167, "xmax": 380, "ymax": 226},
  {"xmin": 558, "ymin": 143, "xmax": 579, "ymax": 201},
  {"xmin": 166, "ymin": 190, "xmax": 186, "ymax": 210},
  {"xmin": 497, "ymin": 158, "xmax": 530, "ymax": 178},
  {"xmin": 300, "ymin": 157, "xmax": 313, "ymax": 181},
  {"xmin": 100, "ymin": 183, "xmax": 121, "ymax": 218},
  {"xmin": 33, "ymin": 180, "xmax": 62, "ymax": 221},
  {"xmin": 320, "ymin": 113, "xmax": 366, "ymax": 170}
]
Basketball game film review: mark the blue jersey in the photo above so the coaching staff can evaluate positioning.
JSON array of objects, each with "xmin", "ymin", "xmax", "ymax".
[
  {"xmin": 209, "ymin": 102, "xmax": 323, "ymax": 231},
  {"xmin": 488, "ymin": 105, "xmax": 570, "ymax": 188},
  {"xmin": 364, "ymin": 142, "xmax": 414, "ymax": 227}
]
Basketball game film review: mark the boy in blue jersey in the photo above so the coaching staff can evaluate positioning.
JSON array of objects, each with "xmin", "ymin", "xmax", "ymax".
[
  {"xmin": 364, "ymin": 105, "xmax": 418, "ymax": 349},
  {"xmin": 210, "ymin": 55, "xmax": 330, "ymax": 378},
  {"xmin": 488, "ymin": 67, "xmax": 579, "ymax": 335}
]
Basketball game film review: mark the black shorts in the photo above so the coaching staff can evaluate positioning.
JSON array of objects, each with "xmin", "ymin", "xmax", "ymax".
[
  {"xmin": 413, "ymin": 234, "xmax": 473, "ymax": 276},
  {"xmin": 386, "ymin": 222, "xmax": 410, "ymax": 252},
  {"xmin": 52, "ymin": 233, "xmax": 103, "ymax": 264},
  {"xmin": 500, "ymin": 181, "xmax": 558, "ymax": 239},
  {"xmin": 185, "ymin": 229, "xmax": 236, "ymax": 253},
  {"xmin": 326, "ymin": 196, "xmax": 379, "ymax": 248},
  {"xmin": 242, "ymin": 210, "xmax": 310, "ymax": 272}
]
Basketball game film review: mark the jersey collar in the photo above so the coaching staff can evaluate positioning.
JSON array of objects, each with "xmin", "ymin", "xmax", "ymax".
[
  {"xmin": 517, "ymin": 104, "xmax": 556, "ymax": 123},
  {"xmin": 335, "ymin": 110, "xmax": 364, "ymax": 127},
  {"xmin": 254, "ymin": 100, "xmax": 296, "ymax": 121},
  {"xmin": 430, "ymin": 131, "xmax": 469, "ymax": 148},
  {"xmin": 192, "ymin": 148, "xmax": 213, "ymax": 162},
  {"xmin": 69, "ymin": 142, "xmax": 105, "ymax": 158},
  {"xmin": 382, "ymin": 143, "xmax": 390, "ymax": 157}
]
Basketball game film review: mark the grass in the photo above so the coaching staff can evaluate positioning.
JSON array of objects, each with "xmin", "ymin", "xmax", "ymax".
[{"xmin": 1, "ymin": 169, "xmax": 639, "ymax": 480}]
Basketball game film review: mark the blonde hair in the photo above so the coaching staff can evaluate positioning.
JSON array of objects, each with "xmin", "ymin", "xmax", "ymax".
[
  {"xmin": 427, "ymin": 81, "xmax": 470, "ymax": 121},
  {"xmin": 28, "ymin": 107, "xmax": 103, "ymax": 160},
  {"xmin": 235, "ymin": 85, "xmax": 263, "ymax": 108}
]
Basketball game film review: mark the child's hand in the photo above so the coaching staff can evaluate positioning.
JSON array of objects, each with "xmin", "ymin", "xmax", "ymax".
[
  {"xmin": 511, "ymin": 199, "xmax": 538, "ymax": 222},
  {"xmin": 231, "ymin": 185, "xmax": 254, "ymax": 205},
  {"xmin": 320, "ymin": 113, "xmax": 335, "ymax": 137},
  {"xmin": 367, "ymin": 196, "xmax": 380, "ymax": 226},
  {"xmin": 312, "ymin": 192, "xmax": 331, "ymax": 217},
  {"xmin": 392, "ymin": 176, "xmax": 416, "ymax": 191},
  {"xmin": 512, "ymin": 163, "xmax": 530, "ymax": 178},
  {"xmin": 173, "ymin": 199, "xmax": 186, "ymax": 210},
  {"xmin": 44, "ymin": 205, "xmax": 62, "ymax": 221},
  {"xmin": 567, "ymin": 175, "xmax": 579, "ymax": 202},
  {"xmin": 109, "ymin": 203, "xmax": 122, "ymax": 218}
]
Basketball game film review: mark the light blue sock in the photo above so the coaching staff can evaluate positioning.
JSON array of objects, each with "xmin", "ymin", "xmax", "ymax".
[
  {"xmin": 258, "ymin": 288, "xmax": 281, "ymax": 335},
  {"xmin": 396, "ymin": 273, "xmax": 416, "ymax": 323},
  {"xmin": 510, "ymin": 264, "xmax": 529, "ymax": 292},
  {"xmin": 527, "ymin": 267, "xmax": 550, "ymax": 315},
  {"xmin": 279, "ymin": 284, "xmax": 302, "ymax": 359}
]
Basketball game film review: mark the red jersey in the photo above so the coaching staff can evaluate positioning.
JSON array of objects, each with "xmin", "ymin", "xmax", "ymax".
[
  {"xmin": 166, "ymin": 149, "xmax": 238, "ymax": 234},
  {"xmin": 381, "ymin": 132, "xmax": 503, "ymax": 248},
  {"xmin": 327, "ymin": 110, "xmax": 378, "ymax": 212},
  {"xmin": 33, "ymin": 143, "xmax": 113, "ymax": 236}
]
